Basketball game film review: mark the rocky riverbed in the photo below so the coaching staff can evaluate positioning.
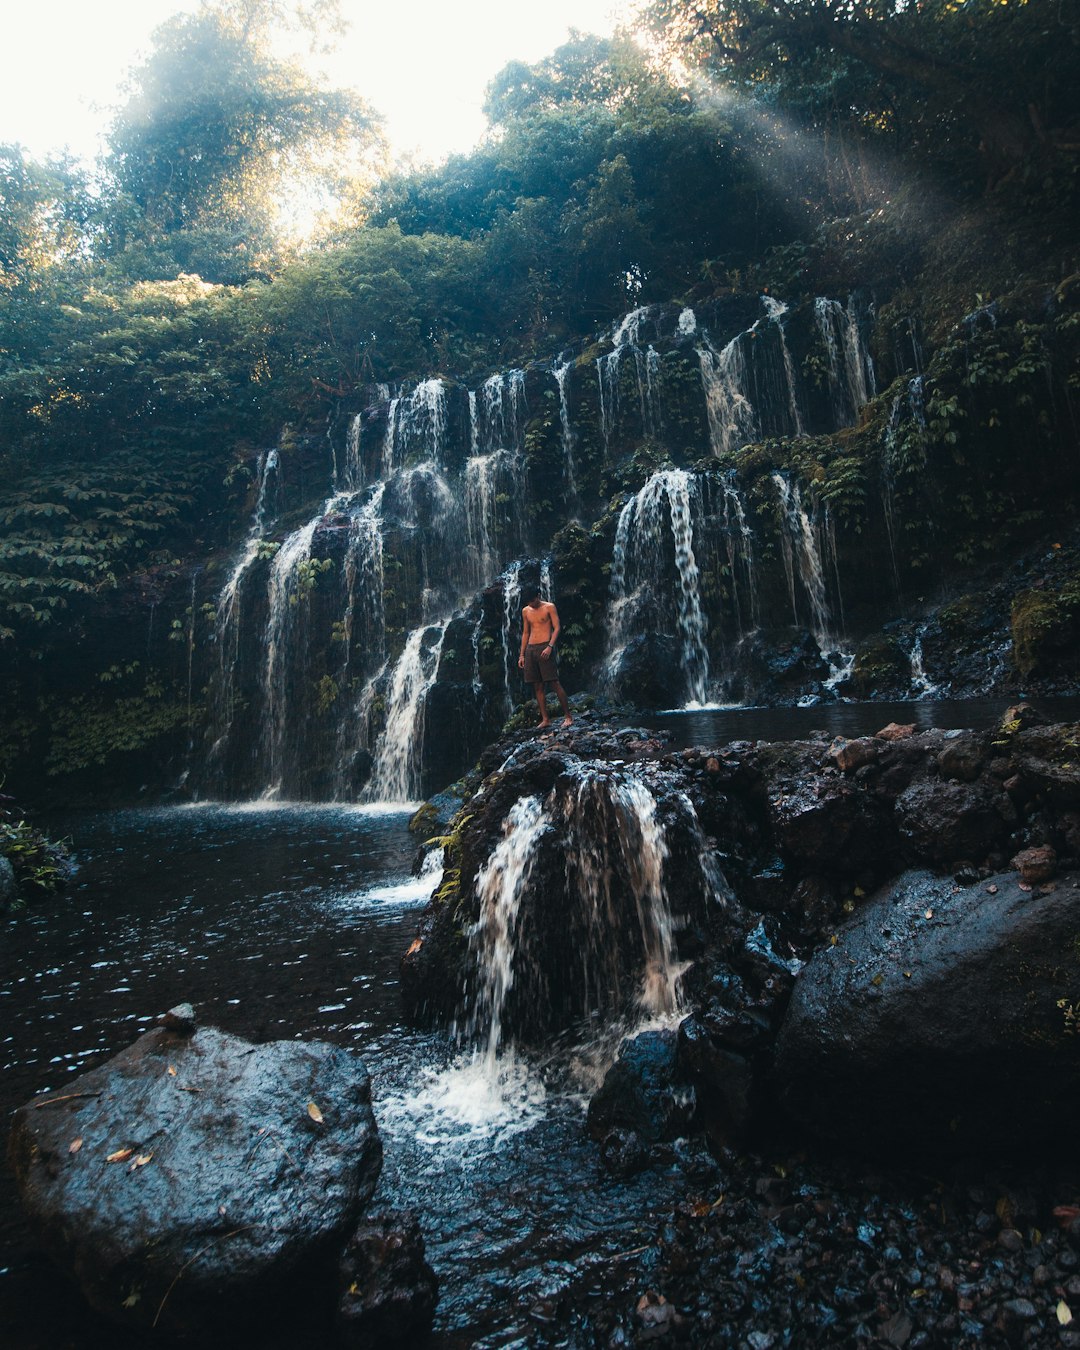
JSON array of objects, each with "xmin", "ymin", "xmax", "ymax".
[{"xmin": 396, "ymin": 703, "xmax": 1080, "ymax": 1346}]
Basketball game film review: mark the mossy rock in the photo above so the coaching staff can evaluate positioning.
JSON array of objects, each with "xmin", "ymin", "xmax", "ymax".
[
  {"xmin": 1010, "ymin": 572, "xmax": 1080, "ymax": 677},
  {"xmin": 849, "ymin": 636, "xmax": 910, "ymax": 696}
]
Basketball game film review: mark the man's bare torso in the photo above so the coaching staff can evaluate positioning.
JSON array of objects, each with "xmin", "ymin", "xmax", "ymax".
[{"xmin": 522, "ymin": 600, "xmax": 556, "ymax": 645}]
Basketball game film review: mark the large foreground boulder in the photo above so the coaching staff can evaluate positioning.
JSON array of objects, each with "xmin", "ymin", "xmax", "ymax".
[
  {"xmin": 773, "ymin": 867, "xmax": 1080, "ymax": 1151},
  {"xmin": 9, "ymin": 1020, "xmax": 382, "ymax": 1338}
]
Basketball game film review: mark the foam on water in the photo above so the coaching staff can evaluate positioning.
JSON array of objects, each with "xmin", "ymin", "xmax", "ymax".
[{"xmin": 378, "ymin": 1049, "xmax": 548, "ymax": 1151}]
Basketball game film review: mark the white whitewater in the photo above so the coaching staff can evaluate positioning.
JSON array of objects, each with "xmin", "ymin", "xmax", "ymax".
[
  {"xmin": 468, "ymin": 795, "xmax": 552, "ymax": 1066},
  {"xmin": 362, "ymin": 620, "xmax": 448, "ymax": 804},
  {"xmin": 605, "ymin": 469, "xmax": 710, "ymax": 706}
]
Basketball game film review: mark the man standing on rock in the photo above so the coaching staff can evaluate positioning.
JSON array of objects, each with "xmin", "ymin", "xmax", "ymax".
[{"xmin": 519, "ymin": 587, "xmax": 572, "ymax": 729}]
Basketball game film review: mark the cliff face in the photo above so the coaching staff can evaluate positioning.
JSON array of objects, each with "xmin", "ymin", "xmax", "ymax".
[{"xmin": 3, "ymin": 282, "xmax": 1079, "ymax": 806}]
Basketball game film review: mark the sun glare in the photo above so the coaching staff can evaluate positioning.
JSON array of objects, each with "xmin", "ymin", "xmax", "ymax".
[{"xmin": 4, "ymin": 0, "xmax": 628, "ymax": 168}]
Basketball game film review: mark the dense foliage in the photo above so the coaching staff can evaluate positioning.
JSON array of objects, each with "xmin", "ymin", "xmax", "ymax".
[{"xmin": 0, "ymin": 0, "xmax": 1078, "ymax": 799}]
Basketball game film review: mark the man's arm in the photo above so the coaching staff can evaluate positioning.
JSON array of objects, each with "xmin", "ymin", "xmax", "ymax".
[
  {"xmin": 543, "ymin": 603, "xmax": 560, "ymax": 654},
  {"xmin": 519, "ymin": 607, "xmax": 529, "ymax": 667}
]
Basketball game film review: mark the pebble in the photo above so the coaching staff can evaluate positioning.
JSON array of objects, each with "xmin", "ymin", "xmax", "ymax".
[{"xmin": 162, "ymin": 1002, "xmax": 197, "ymax": 1034}]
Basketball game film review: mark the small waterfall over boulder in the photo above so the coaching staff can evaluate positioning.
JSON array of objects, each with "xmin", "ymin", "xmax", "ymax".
[{"xmin": 403, "ymin": 731, "xmax": 729, "ymax": 1051}]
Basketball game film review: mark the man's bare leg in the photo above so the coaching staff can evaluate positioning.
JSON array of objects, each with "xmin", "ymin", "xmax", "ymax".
[
  {"xmin": 553, "ymin": 682, "xmax": 572, "ymax": 727},
  {"xmin": 534, "ymin": 682, "xmax": 551, "ymax": 728}
]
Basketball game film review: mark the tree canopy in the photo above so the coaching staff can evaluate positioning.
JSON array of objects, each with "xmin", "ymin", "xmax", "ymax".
[{"xmin": 103, "ymin": 1, "xmax": 382, "ymax": 283}]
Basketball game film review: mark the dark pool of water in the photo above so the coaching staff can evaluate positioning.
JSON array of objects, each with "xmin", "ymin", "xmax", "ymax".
[
  {"xmin": 643, "ymin": 693, "xmax": 1080, "ymax": 749},
  {"xmin": 0, "ymin": 803, "xmax": 690, "ymax": 1349}
]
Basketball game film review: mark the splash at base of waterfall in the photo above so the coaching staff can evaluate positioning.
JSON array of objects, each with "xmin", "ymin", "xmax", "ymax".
[{"xmin": 378, "ymin": 1048, "xmax": 548, "ymax": 1151}]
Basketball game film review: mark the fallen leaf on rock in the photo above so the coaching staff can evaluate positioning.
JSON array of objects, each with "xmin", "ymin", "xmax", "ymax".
[
  {"xmin": 1059, "ymin": 1301, "xmax": 1073, "ymax": 1326},
  {"xmin": 1053, "ymin": 1205, "xmax": 1080, "ymax": 1227},
  {"xmin": 406, "ymin": 938, "xmax": 422, "ymax": 956},
  {"xmin": 69, "ymin": 1137, "xmax": 83, "ymax": 1154},
  {"xmin": 871, "ymin": 974, "xmax": 884, "ymax": 987},
  {"xmin": 879, "ymin": 1310, "xmax": 913, "ymax": 1346},
  {"xmin": 167, "ymin": 1066, "xmax": 177, "ymax": 1077},
  {"xmin": 129, "ymin": 1153, "xmax": 153, "ymax": 1171},
  {"xmin": 924, "ymin": 908, "xmax": 934, "ymax": 919},
  {"xmin": 107, "ymin": 1148, "xmax": 134, "ymax": 1163},
  {"xmin": 122, "ymin": 1289, "xmax": 141, "ymax": 1309},
  {"xmin": 1019, "ymin": 883, "xmax": 1032, "ymax": 893},
  {"xmin": 307, "ymin": 1101, "xmax": 325, "ymax": 1125},
  {"xmin": 986, "ymin": 884, "xmax": 998, "ymax": 894},
  {"xmin": 829, "ymin": 934, "xmax": 838, "ymax": 946},
  {"xmin": 903, "ymin": 971, "xmax": 912, "ymax": 979}
]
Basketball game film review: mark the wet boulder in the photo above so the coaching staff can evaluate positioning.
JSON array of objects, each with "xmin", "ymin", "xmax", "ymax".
[
  {"xmin": 587, "ymin": 1030, "xmax": 696, "ymax": 1148},
  {"xmin": 9, "ymin": 1023, "xmax": 382, "ymax": 1338},
  {"xmin": 770, "ymin": 775, "xmax": 897, "ymax": 876},
  {"xmin": 773, "ymin": 867, "xmax": 1080, "ymax": 1152},
  {"xmin": 895, "ymin": 777, "xmax": 1016, "ymax": 866},
  {"xmin": 337, "ymin": 1211, "xmax": 439, "ymax": 1347},
  {"xmin": 605, "ymin": 632, "xmax": 686, "ymax": 708}
]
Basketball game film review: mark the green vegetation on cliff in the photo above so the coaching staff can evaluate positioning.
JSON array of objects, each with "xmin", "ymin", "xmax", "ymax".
[{"xmin": 1, "ymin": 0, "xmax": 1078, "ymax": 797}]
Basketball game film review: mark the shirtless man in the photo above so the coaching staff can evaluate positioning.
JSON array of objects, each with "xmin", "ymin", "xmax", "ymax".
[{"xmin": 519, "ymin": 589, "xmax": 572, "ymax": 729}]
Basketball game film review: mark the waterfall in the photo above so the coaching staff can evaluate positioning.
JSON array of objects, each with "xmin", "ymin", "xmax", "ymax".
[
  {"xmin": 463, "ymin": 762, "xmax": 707, "ymax": 1059},
  {"xmin": 909, "ymin": 628, "xmax": 938, "ymax": 697},
  {"xmin": 362, "ymin": 620, "xmax": 448, "ymax": 804},
  {"xmin": 773, "ymin": 473, "xmax": 830, "ymax": 639},
  {"xmin": 468, "ymin": 795, "xmax": 551, "ymax": 1066},
  {"xmin": 718, "ymin": 472, "xmax": 758, "ymax": 634},
  {"xmin": 553, "ymin": 359, "xmax": 578, "ymax": 502},
  {"xmin": 597, "ymin": 307, "xmax": 664, "ymax": 451},
  {"xmin": 464, "ymin": 450, "xmax": 526, "ymax": 590},
  {"xmin": 698, "ymin": 332, "xmax": 756, "ymax": 457},
  {"xmin": 881, "ymin": 373, "xmax": 928, "ymax": 597},
  {"xmin": 200, "ymin": 288, "xmax": 889, "ymax": 802},
  {"xmin": 604, "ymin": 469, "xmax": 710, "ymax": 706},
  {"xmin": 260, "ymin": 514, "xmax": 323, "ymax": 798},
  {"xmin": 814, "ymin": 296, "xmax": 876, "ymax": 425},
  {"xmin": 556, "ymin": 767, "xmax": 689, "ymax": 1024},
  {"xmin": 596, "ymin": 349, "xmax": 621, "ymax": 451},
  {"xmin": 342, "ymin": 413, "xmax": 363, "ymax": 491},
  {"xmin": 773, "ymin": 473, "xmax": 853, "ymax": 687},
  {"xmin": 474, "ymin": 370, "xmax": 527, "ymax": 453},
  {"xmin": 762, "ymin": 296, "xmax": 806, "ymax": 438},
  {"xmin": 500, "ymin": 562, "xmax": 523, "ymax": 717},
  {"xmin": 333, "ymin": 486, "xmax": 388, "ymax": 793},
  {"xmin": 382, "ymin": 378, "xmax": 448, "ymax": 474},
  {"xmin": 205, "ymin": 448, "xmax": 279, "ymax": 775},
  {"xmin": 696, "ymin": 295, "xmax": 806, "ymax": 456}
]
